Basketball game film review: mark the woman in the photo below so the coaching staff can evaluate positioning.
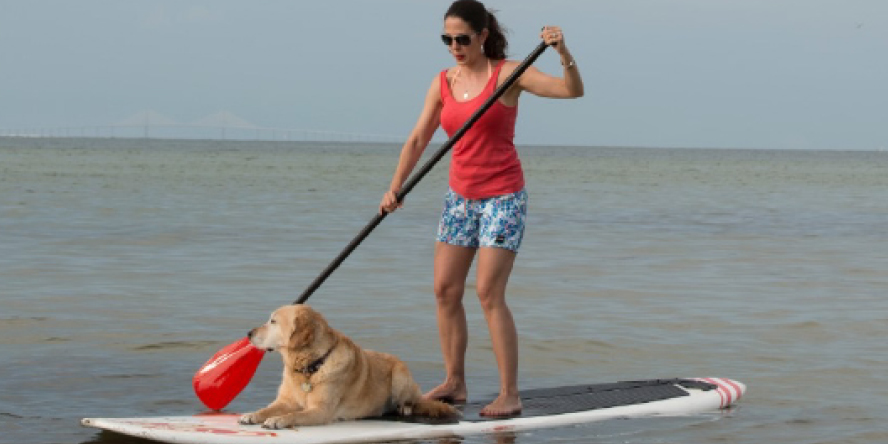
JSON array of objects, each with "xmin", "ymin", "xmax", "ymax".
[{"xmin": 379, "ymin": 0, "xmax": 584, "ymax": 417}]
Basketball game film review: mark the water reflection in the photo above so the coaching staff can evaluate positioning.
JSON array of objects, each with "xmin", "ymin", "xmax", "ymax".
[
  {"xmin": 79, "ymin": 429, "xmax": 519, "ymax": 444},
  {"xmin": 418, "ymin": 431, "xmax": 517, "ymax": 444}
]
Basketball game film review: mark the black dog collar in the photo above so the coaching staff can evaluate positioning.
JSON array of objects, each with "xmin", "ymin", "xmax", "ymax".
[{"xmin": 296, "ymin": 345, "xmax": 335, "ymax": 377}]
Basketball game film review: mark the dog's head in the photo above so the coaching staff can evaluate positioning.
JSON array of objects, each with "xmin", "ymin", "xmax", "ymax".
[{"xmin": 247, "ymin": 304, "xmax": 326, "ymax": 352}]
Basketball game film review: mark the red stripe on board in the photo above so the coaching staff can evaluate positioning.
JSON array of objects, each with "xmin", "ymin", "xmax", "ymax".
[
  {"xmin": 714, "ymin": 378, "xmax": 740, "ymax": 405},
  {"xmin": 712, "ymin": 378, "xmax": 737, "ymax": 407},
  {"xmin": 703, "ymin": 378, "xmax": 731, "ymax": 408},
  {"xmin": 721, "ymin": 378, "xmax": 744, "ymax": 402},
  {"xmin": 694, "ymin": 378, "xmax": 725, "ymax": 408},
  {"xmin": 710, "ymin": 378, "xmax": 734, "ymax": 406}
]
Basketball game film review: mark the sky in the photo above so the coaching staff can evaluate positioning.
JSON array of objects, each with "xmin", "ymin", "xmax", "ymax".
[{"xmin": 1, "ymin": 0, "xmax": 886, "ymax": 150}]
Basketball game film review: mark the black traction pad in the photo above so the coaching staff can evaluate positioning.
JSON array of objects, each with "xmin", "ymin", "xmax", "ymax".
[{"xmin": 381, "ymin": 378, "xmax": 716, "ymax": 424}]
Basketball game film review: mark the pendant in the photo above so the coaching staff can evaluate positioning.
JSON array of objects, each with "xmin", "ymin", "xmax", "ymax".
[
  {"xmin": 301, "ymin": 382, "xmax": 312, "ymax": 393},
  {"xmin": 463, "ymin": 92, "xmax": 469, "ymax": 99}
]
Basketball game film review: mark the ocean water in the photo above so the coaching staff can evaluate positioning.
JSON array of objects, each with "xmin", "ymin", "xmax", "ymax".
[{"xmin": 1, "ymin": 137, "xmax": 886, "ymax": 444}]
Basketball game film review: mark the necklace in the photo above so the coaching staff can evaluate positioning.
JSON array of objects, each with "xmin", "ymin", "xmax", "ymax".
[{"xmin": 451, "ymin": 59, "xmax": 493, "ymax": 100}]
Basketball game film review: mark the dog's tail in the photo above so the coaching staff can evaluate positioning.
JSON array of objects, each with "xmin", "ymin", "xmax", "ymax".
[{"xmin": 406, "ymin": 398, "xmax": 462, "ymax": 418}]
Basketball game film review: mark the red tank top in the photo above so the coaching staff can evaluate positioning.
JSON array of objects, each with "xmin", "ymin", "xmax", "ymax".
[{"xmin": 439, "ymin": 60, "xmax": 524, "ymax": 199}]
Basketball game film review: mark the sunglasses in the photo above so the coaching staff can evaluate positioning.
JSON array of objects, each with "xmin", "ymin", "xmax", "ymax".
[{"xmin": 440, "ymin": 33, "xmax": 474, "ymax": 46}]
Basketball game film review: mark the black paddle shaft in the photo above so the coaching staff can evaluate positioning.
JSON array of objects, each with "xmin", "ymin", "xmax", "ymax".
[{"xmin": 294, "ymin": 41, "xmax": 550, "ymax": 305}]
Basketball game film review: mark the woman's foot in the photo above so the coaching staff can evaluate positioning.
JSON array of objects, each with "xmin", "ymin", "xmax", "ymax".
[
  {"xmin": 479, "ymin": 392, "xmax": 522, "ymax": 417},
  {"xmin": 423, "ymin": 380, "xmax": 468, "ymax": 404}
]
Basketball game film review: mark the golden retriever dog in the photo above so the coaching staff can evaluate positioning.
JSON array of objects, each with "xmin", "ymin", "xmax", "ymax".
[{"xmin": 239, "ymin": 304, "xmax": 460, "ymax": 429}]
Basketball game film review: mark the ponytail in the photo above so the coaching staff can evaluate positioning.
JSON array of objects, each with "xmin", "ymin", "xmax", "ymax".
[{"xmin": 483, "ymin": 10, "xmax": 508, "ymax": 60}]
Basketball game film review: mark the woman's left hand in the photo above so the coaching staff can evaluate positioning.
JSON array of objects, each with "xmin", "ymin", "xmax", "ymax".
[{"xmin": 541, "ymin": 26, "xmax": 568, "ymax": 54}]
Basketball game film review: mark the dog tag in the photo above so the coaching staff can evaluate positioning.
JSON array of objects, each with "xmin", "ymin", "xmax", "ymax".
[{"xmin": 301, "ymin": 382, "xmax": 312, "ymax": 393}]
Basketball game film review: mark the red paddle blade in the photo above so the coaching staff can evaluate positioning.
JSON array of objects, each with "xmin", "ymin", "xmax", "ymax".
[{"xmin": 193, "ymin": 337, "xmax": 265, "ymax": 410}]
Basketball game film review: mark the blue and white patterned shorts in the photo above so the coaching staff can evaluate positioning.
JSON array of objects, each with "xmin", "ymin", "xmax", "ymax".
[{"xmin": 436, "ymin": 188, "xmax": 528, "ymax": 252}]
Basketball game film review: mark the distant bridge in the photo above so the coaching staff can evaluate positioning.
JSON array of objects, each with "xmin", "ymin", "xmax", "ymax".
[{"xmin": 0, "ymin": 110, "xmax": 405, "ymax": 143}]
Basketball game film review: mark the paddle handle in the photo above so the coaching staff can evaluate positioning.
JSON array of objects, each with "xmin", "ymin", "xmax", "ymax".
[{"xmin": 294, "ymin": 41, "xmax": 550, "ymax": 305}]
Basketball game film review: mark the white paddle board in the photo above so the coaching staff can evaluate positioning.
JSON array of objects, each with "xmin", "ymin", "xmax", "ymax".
[{"xmin": 82, "ymin": 378, "xmax": 745, "ymax": 444}]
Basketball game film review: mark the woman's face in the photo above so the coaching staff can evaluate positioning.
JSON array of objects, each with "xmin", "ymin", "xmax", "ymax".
[{"xmin": 443, "ymin": 16, "xmax": 486, "ymax": 64}]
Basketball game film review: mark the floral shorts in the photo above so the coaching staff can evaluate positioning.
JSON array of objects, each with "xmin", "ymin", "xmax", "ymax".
[{"xmin": 436, "ymin": 188, "xmax": 528, "ymax": 252}]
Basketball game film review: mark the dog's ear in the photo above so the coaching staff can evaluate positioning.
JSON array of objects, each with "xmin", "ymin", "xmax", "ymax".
[{"xmin": 288, "ymin": 309, "xmax": 315, "ymax": 349}]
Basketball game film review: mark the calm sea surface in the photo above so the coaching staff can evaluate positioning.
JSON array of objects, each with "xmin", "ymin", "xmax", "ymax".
[{"xmin": 1, "ymin": 137, "xmax": 886, "ymax": 444}]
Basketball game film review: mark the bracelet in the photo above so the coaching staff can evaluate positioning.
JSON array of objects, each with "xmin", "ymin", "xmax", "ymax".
[{"xmin": 561, "ymin": 58, "xmax": 576, "ymax": 69}]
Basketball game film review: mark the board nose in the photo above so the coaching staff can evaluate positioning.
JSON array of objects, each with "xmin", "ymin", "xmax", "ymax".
[
  {"xmin": 726, "ymin": 378, "xmax": 747, "ymax": 398},
  {"xmin": 692, "ymin": 377, "xmax": 746, "ymax": 408},
  {"xmin": 712, "ymin": 377, "xmax": 746, "ymax": 404}
]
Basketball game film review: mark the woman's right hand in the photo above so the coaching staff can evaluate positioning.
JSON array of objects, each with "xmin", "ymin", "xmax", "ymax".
[{"xmin": 379, "ymin": 189, "xmax": 403, "ymax": 214}]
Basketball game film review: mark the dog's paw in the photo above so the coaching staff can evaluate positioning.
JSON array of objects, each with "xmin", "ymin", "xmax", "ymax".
[
  {"xmin": 262, "ymin": 416, "xmax": 296, "ymax": 430},
  {"xmin": 238, "ymin": 412, "xmax": 264, "ymax": 425}
]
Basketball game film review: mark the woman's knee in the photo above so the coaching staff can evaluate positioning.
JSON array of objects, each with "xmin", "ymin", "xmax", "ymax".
[
  {"xmin": 476, "ymin": 283, "xmax": 507, "ymax": 312},
  {"xmin": 434, "ymin": 279, "xmax": 465, "ymax": 307}
]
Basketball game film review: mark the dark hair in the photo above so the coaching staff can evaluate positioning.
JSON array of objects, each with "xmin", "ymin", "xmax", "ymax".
[{"xmin": 445, "ymin": 0, "xmax": 508, "ymax": 60}]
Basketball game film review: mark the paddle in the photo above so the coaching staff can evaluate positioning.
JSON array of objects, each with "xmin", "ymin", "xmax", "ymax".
[{"xmin": 193, "ymin": 39, "xmax": 551, "ymax": 411}]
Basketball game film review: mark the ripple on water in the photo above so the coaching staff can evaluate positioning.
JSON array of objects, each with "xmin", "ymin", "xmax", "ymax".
[{"xmin": 131, "ymin": 340, "xmax": 219, "ymax": 351}]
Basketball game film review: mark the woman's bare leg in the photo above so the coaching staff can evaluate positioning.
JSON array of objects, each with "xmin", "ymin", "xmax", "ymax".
[
  {"xmin": 475, "ymin": 247, "xmax": 522, "ymax": 416},
  {"xmin": 423, "ymin": 242, "xmax": 476, "ymax": 403}
]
